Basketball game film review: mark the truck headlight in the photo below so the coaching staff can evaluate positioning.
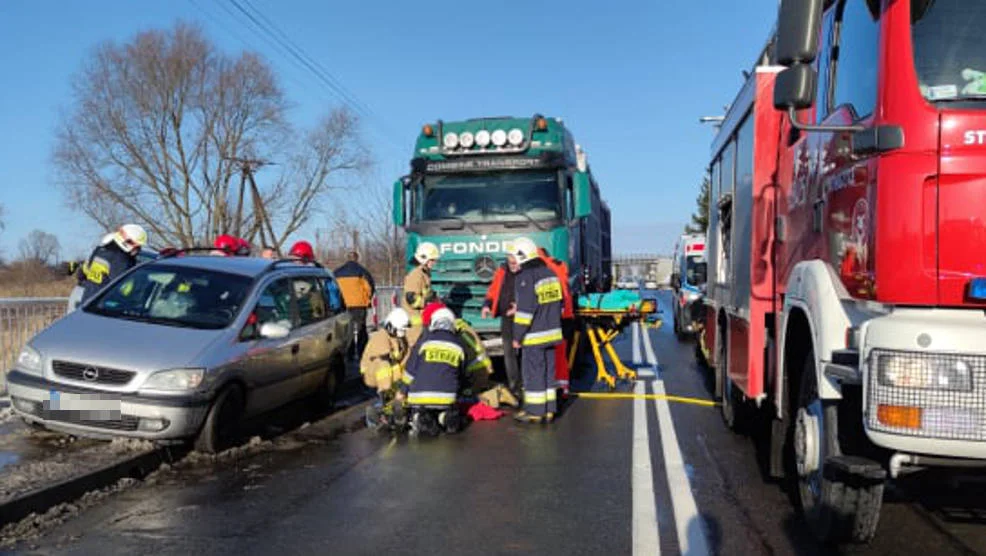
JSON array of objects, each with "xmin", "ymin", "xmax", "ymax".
[
  {"xmin": 17, "ymin": 345, "xmax": 43, "ymax": 375},
  {"xmin": 491, "ymin": 129, "xmax": 507, "ymax": 146},
  {"xmin": 142, "ymin": 368, "xmax": 205, "ymax": 391},
  {"xmin": 475, "ymin": 130, "xmax": 491, "ymax": 147},
  {"xmin": 876, "ymin": 353, "xmax": 973, "ymax": 392},
  {"xmin": 443, "ymin": 132, "xmax": 459, "ymax": 149},
  {"xmin": 459, "ymin": 131, "xmax": 474, "ymax": 148},
  {"xmin": 507, "ymin": 128, "xmax": 524, "ymax": 146}
]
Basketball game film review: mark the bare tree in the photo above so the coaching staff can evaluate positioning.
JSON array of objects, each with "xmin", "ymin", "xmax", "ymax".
[
  {"xmin": 53, "ymin": 22, "xmax": 369, "ymax": 250},
  {"xmin": 18, "ymin": 230, "xmax": 61, "ymax": 266}
]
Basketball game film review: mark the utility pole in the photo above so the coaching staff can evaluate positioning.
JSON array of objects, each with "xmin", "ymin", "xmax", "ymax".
[{"xmin": 224, "ymin": 157, "xmax": 276, "ymax": 247}]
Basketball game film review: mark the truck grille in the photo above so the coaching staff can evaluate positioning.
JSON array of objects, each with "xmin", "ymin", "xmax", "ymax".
[
  {"xmin": 866, "ymin": 349, "xmax": 986, "ymax": 441},
  {"xmin": 52, "ymin": 361, "xmax": 136, "ymax": 386}
]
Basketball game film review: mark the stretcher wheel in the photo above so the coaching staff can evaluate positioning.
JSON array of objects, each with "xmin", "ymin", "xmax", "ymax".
[{"xmin": 590, "ymin": 381, "xmax": 612, "ymax": 393}]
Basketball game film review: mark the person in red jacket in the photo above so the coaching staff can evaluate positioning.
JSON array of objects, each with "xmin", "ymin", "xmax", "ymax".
[
  {"xmin": 481, "ymin": 254, "xmax": 522, "ymax": 400},
  {"xmin": 538, "ymin": 247, "xmax": 574, "ymax": 395}
]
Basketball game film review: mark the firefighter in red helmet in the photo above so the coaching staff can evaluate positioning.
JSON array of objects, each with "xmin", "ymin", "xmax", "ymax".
[{"xmin": 289, "ymin": 240, "xmax": 316, "ymax": 264}]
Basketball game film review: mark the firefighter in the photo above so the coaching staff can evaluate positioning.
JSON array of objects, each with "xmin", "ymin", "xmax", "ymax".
[
  {"xmin": 334, "ymin": 251, "xmax": 376, "ymax": 360},
  {"xmin": 212, "ymin": 234, "xmax": 238, "ymax": 256},
  {"xmin": 421, "ymin": 301, "xmax": 490, "ymax": 392},
  {"xmin": 481, "ymin": 253, "xmax": 523, "ymax": 399},
  {"xmin": 361, "ymin": 308, "xmax": 412, "ymax": 430},
  {"xmin": 77, "ymin": 224, "xmax": 148, "ymax": 305},
  {"xmin": 288, "ymin": 240, "xmax": 316, "ymax": 264},
  {"xmin": 538, "ymin": 247, "xmax": 575, "ymax": 395},
  {"xmin": 402, "ymin": 242, "xmax": 440, "ymax": 326},
  {"xmin": 511, "ymin": 237, "xmax": 564, "ymax": 424},
  {"xmin": 402, "ymin": 307, "xmax": 466, "ymax": 436}
]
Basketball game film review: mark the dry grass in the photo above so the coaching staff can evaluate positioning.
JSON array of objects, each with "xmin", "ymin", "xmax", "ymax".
[{"xmin": 0, "ymin": 278, "xmax": 75, "ymax": 299}]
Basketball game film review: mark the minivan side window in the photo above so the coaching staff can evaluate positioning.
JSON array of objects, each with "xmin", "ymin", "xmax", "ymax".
[
  {"xmin": 292, "ymin": 276, "xmax": 328, "ymax": 326},
  {"xmin": 831, "ymin": 0, "xmax": 880, "ymax": 119},
  {"xmin": 242, "ymin": 278, "xmax": 294, "ymax": 339}
]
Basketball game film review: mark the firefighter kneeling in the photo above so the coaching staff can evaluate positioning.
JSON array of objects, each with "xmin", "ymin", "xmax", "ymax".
[
  {"xmin": 361, "ymin": 308, "xmax": 414, "ymax": 431},
  {"xmin": 402, "ymin": 307, "xmax": 469, "ymax": 437}
]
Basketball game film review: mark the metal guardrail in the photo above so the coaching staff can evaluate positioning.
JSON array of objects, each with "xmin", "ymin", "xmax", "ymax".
[{"xmin": 1, "ymin": 298, "xmax": 69, "ymax": 387}]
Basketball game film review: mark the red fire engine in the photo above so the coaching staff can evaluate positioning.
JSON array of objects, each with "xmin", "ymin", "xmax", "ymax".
[{"xmin": 699, "ymin": 0, "xmax": 986, "ymax": 543}]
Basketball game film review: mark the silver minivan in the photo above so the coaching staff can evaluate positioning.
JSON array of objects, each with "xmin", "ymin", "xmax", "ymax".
[{"xmin": 6, "ymin": 255, "xmax": 352, "ymax": 452}]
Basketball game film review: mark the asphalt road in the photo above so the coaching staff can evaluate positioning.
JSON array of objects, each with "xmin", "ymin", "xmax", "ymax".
[{"xmin": 7, "ymin": 291, "xmax": 986, "ymax": 555}]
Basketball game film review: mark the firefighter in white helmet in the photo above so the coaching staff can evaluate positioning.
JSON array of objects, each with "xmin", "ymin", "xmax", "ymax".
[
  {"xmin": 362, "ymin": 308, "xmax": 413, "ymax": 430},
  {"xmin": 402, "ymin": 242, "xmax": 441, "ymax": 326},
  {"xmin": 76, "ymin": 224, "xmax": 148, "ymax": 305},
  {"xmin": 510, "ymin": 237, "xmax": 564, "ymax": 424}
]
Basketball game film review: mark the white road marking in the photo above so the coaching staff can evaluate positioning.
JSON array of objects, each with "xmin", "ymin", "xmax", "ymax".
[
  {"xmin": 642, "ymin": 325, "xmax": 710, "ymax": 556},
  {"xmin": 632, "ymin": 321, "xmax": 643, "ymax": 365},
  {"xmin": 633, "ymin": 377, "xmax": 662, "ymax": 555}
]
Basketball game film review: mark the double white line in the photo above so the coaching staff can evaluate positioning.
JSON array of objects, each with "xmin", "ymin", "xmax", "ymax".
[{"xmin": 631, "ymin": 321, "xmax": 709, "ymax": 556}]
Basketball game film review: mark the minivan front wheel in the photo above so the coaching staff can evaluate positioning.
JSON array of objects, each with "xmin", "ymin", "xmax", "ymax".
[{"xmin": 195, "ymin": 385, "xmax": 245, "ymax": 454}]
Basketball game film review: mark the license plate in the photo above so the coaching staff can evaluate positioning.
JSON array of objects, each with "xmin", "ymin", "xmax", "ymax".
[{"xmin": 47, "ymin": 390, "xmax": 121, "ymax": 413}]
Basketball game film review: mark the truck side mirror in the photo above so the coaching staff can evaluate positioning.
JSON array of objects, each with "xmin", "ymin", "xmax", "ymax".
[
  {"xmin": 775, "ymin": 0, "xmax": 823, "ymax": 66},
  {"xmin": 773, "ymin": 63, "xmax": 818, "ymax": 111},
  {"xmin": 573, "ymin": 172, "xmax": 592, "ymax": 219},
  {"xmin": 392, "ymin": 179, "xmax": 406, "ymax": 226}
]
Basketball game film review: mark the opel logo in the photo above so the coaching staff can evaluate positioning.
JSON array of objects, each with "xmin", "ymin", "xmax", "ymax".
[
  {"xmin": 474, "ymin": 255, "xmax": 497, "ymax": 280},
  {"xmin": 82, "ymin": 367, "xmax": 99, "ymax": 381}
]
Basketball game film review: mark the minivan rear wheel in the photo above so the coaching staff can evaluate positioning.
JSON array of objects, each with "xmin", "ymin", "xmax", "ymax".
[{"xmin": 194, "ymin": 384, "xmax": 244, "ymax": 454}]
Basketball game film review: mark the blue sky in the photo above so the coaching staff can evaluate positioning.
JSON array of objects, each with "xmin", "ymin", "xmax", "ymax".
[{"xmin": 0, "ymin": 0, "xmax": 775, "ymax": 260}]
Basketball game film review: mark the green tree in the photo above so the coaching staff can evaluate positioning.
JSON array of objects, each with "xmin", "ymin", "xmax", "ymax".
[{"xmin": 684, "ymin": 176, "xmax": 710, "ymax": 234}]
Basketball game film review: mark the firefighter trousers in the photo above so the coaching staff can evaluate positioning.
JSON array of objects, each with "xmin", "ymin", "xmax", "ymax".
[{"xmin": 522, "ymin": 346, "xmax": 557, "ymax": 417}]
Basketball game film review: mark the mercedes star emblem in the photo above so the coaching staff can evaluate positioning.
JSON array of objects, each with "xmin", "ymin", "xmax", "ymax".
[
  {"xmin": 474, "ymin": 255, "xmax": 497, "ymax": 280},
  {"xmin": 82, "ymin": 367, "xmax": 99, "ymax": 381}
]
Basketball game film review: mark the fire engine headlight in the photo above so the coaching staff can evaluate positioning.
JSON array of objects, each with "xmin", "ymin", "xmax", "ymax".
[
  {"xmin": 876, "ymin": 353, "xmax": 974, "ymax": 392},
  {"xmin": 475, "ymin": 130, "xmax": 491, "ymax": 147},
  {"xmin": 491, "ymin": 129, "xmax": 507, "ymax": 147},
  {"xmin": 459, "ymin": 131, "xmax": 475, "ymax": 148},
  {"xmin": 507, "ymin": 128, "xmax": 524, "ymax": 146},
  {"xmin": 443, "ymin": 133, "xmax": 459, "ymax": 149}
]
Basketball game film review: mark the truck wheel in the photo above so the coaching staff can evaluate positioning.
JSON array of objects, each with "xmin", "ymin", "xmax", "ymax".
[
  {"xmin": 794, "ymin": 352, "xmax": 883, "ymax": 543},
  {"xmin": 717, "ymin": 322, "xmax": 737, "ymax": 430},
  {"xmin": 194, "ymin": 385, "xmax": 245, "ymax": 454}
]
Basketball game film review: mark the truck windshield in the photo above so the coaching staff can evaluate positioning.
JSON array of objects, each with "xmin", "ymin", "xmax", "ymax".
[
  {"xmin": 913, "ymin": 0, "xmax": 986, "ymax": 104},
  {"xmin": 85, "ymin": 264, "xmax": 252, "ymax": 330},
  {"xmin": 419, "ymin": 171, "xmax": 561, "ymax": 223},
  {"xmin": 685, "ymin": 256, "xmax": 707, "ymax": 287}
]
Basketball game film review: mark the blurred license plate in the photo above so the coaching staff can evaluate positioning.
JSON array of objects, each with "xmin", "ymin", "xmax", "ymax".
[{"xmin": 48, "ymin": 390, "xmax": 121, "ymax": 413}]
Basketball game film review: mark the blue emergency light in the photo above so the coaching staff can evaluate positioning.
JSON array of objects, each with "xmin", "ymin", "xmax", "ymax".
[{"xmin": 969, "ymin": 278, "xmax": 986, "ymax": 302}]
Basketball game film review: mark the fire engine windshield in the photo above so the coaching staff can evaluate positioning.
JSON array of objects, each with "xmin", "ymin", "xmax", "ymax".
[
  {"xmin": 685, "ymin": 256, "xmax": 707, "ymax": 287},
  {"xmin": 913, "ymin": 0, "xmax": 986, "ymax": 104},
  {"xmin": 419, "ymin": 171, "xmax": 562, "ymax": 223}
]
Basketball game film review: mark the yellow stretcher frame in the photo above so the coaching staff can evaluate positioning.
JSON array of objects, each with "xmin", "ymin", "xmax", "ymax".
[{"xmin": 570, "ymin": 299, "xmax": 660, "ymax": 389}]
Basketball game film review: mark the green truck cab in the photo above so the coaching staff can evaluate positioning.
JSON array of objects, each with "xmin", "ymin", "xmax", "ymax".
[{"xmin": 393, "ymin": 114, "xmax": 611, "ymax": 351}]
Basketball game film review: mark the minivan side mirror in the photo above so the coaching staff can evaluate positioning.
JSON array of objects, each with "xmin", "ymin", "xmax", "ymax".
[
  {"xmin": 392, "ymin": 179, "xmax": 406, "ymax": 226},
  {"xmin": 573, "ymin": 172, "xmax": 592, "ymax": 219},
  {"xmin": 260, "ymin": 322, "xmax": 291, "ymax": 340}
]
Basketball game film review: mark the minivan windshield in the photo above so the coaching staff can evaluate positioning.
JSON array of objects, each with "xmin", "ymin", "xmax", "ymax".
[
  {"xmin": 913, "ymin": 0, "xmax": 986, "ymax": 104},
  {"xmin": 86, "ymin": 265, "xmax": 253, "ymax": 330}
]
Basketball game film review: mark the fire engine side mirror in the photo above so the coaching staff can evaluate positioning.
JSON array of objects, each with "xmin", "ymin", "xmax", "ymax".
[
  {"xmin": 573, "ymin": 172, "xmax": 592, "ymax": 219},
  {"xmin": 392, "ymin": 179, "xmax": 406, "ymax": 226},
  {"xmin": 774, "ymin": 64, "xmax": 818, "ymax": 111},
  {"xmin": 775, "ymin": 0, "xmax": 823, "ymax": 66}
]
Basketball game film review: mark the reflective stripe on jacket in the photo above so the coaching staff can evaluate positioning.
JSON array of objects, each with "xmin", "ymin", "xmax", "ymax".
[
  {"xmin": 512, "ymin": 260, "xmax": 564, "ymax": 348},
  {"xmin": 404, "ymin": 329, "xmax": 464, "ymax": 406}
]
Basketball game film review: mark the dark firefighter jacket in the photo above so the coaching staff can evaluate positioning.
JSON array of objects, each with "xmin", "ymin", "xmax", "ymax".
[
  {"xmin": 402, "ymin": 328, "xmax": 465, "ymax": 406},
  {"xmin": 79, "ymin": 243, "xmax": 137, "ymax": 303},
  {"xmin": 512, "ymin": 259, "xmax": 564, "ymax": 348}
]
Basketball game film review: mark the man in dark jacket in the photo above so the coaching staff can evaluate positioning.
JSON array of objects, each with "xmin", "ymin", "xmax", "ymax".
[
  {"xmin": 78, "ymin": 224, "xmax": 148, "ymax": 305},
  {"xmin": 511, "ymin": 237, "xmax": 564, "ymax": 424},
  {"xmin": 334, "ymin": 251, "xmax": 376, "ymax": 359},
  {"xmin": 481, "ymin": 253, "xmax": 522, "ymax": 400}
]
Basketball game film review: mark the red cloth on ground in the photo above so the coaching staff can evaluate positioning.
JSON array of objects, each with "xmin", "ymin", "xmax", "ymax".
[{"xmin": 465, "ymin": 402, "xmax": 505, "ymax": 421}]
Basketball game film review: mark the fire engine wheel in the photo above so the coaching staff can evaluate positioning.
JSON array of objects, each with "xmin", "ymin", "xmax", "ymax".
[
  {"xmin": 717, "ymin": 323, "xmax": 738, "ymax": 431},
  {"xmin": 794, "ymin": 352, "xmax": 883, "ymax": 543}
]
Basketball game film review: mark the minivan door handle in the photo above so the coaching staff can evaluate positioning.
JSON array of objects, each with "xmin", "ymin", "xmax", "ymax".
[
  {"xmin": 325, "ymin": 332, "xmax": 333, "ymax": 343},
  {"xmin": 291, "ymin": 344, "xmax": 300, "ymax": 355}
]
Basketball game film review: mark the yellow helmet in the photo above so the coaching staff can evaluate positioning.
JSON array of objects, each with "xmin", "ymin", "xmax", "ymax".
[
  {"xmin": 414, "ymin": 242, "xmax": 440, "ymax": 264},
  {"xmin": 510, "ymin": 237, "xmax": 538, "ymax": 265},
  {"xmin": 113, "ymin": 224, "xmax": 147, "ymax": 254}
]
